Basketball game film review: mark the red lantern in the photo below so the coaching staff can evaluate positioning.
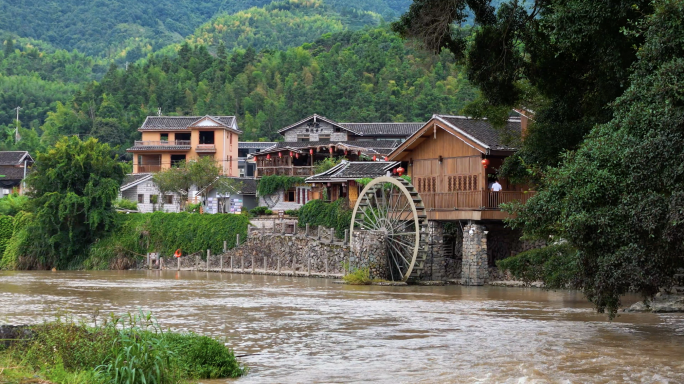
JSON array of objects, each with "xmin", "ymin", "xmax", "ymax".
[
  {"xmin": 295, "ymin": 153, "xmax": 300, "ymax": 159},
  {"xmin": 397, "ymin": 167, "xmax": 405, "ymax": 176},
  {"xmin": 384, "ymin": 156, "xmax": 388, "ymax": 161},
  {"xmin": 289, "ymin": 151, "xmax": 293, "ymax": 157},
  {"xmin": 392, "ymin": 168, "xmax": 398, "ymax": 175},
  {"xmin": 329, "ymin": 147, "xmax": 333, "ymax": 154},
  {"xmin": 309, "ymin": 148, "xmax": 314, "ymax": 155},
  {"xmin": 344, "ymin": 149, "xmax": 348, "ymax": 155},
  {"xmin": 372, "ymin": 155, "xmax": 377, "ymax": 161},
  {"xmin": 266, "ymin": 153, "xmax": 271, "ymax": 160},
  {"xmin": 481, "ymin": 158, "xmax": 490, "ymax": 168},
  {"xmin": 279, "ymin": 151, "xmax": 282, "ymax": 158},
  {"xmin": 357, "ymin": 151, "xmax": 361, "ymax": 156}
]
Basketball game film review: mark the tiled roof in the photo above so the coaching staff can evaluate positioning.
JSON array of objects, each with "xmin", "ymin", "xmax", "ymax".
[
  {"xmin": 307, "ymin": 161, "xmax": 400, "ymax": 182},
  {"xmin": 436, "ymin": 115, "xmax": 522, "ymax": 151},
  {"xmin": 273, "ymin": 140, "xmax": 399, "ymax": 150},
  {"xmin": 121, "ymin": 173, "xmax": 153, "ymax": 191},
  {"xmin": 339, "ymin": 123, "xmax": 424, "ymax": 137},
  {"xmin": 0, "ymin": 151, "xmax": 32, "ymax": 165},
  {"xmin": 277, "ymin": 114, "xmax": 350, "ymax": 134},
  {"xmin": 236, "ymin": 177, "xmax": 257, "ymax": 195},
  {"xmin": 139, "ymin": 116, "xmax": 240, "ymax": 132},
  {"xmin": 0, "ymin": 165, "xmax": 28, "ymax": 180},
  {"xmin": 238, "ymin": 142, "xmax": 277, "ymax": 149}
]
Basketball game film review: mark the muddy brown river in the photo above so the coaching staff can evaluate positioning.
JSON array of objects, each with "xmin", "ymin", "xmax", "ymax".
[{"xmin": 1, "ymin": 271, "xmax": 683, "ymax": 383}]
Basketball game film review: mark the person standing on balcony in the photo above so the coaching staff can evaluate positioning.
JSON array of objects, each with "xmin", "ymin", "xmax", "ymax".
[{"xmin": 490, "ymin": 179, "xmax": 502, "ymax": 192}]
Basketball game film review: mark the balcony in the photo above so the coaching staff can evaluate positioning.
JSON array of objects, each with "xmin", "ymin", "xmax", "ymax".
[
  {"xmin": 138, "ymin": 164, "xmax": 162, "ymax": 173},
  {"xmin": 196, "ymin": 144, "xmax": 216, "ymax": 153},
  {"xmin": 258, "ymin": 166, "xmax": 314, "ymax": 177},
  {"xmin": 420, "ymin": 190, "xmax": 536, "ymax": 210},
  {"xmin": 129, "ymin": 140, "xmax": 191, "ymax": 151}
]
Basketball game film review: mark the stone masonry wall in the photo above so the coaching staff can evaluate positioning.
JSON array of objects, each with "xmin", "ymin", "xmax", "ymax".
[
  {"xmin": 155, "ymin": 224, "xmax": 386, "ymax": 278},
  {"xmin": 462, "ymin": 223, "xmax": 488, "ymax": 285}
]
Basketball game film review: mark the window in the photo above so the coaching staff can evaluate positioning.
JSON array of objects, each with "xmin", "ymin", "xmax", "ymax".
[
  {"xmin": 160, "ymin": 133, "xmax": 169, "ymax": 142},
  {"xmin": 238, "ymin": 149, "xmax": 249, "ymax": 158},
  {"xmin": 335, "ymin": 127, "xmax": 341, "ymax": 132},
  {"xmin": 284, "ymin": 189, "xmax": 296, "ymax": 202},
  {"xmin": 176, "ymin": 132, "xmax": 191, "ymax": 141},
  {"xmin": 297, "ymin": 135, "xmax": 310, "ymax": 142},
  {"xmin": 199, "ymin": 131, "xmax": 215, "ymax": 144},
  {"xmin": 138, "ymin": 194, "xmax": 144, "ymax": 203},
  {"xmin": 164, "ymin": 195, "xmax": 174, "ymax": 205},
  {"xmin": 318, "ymin": 135, "xmax": 330, "ymax": 141},
  {"xmin": 171, "ymin": 154, "xmax": 186, "ymax": 166}
]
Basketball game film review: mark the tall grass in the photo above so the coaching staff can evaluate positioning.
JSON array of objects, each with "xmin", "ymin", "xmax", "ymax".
[{"xmin": 1, "ymin": 311, "xmax": 246, "ymax": 384}]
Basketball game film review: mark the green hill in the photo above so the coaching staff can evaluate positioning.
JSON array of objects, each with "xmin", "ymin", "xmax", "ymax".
[
  {"xmin": 182, "ymin": 0, "xmax": 381, "ymax": 53},
  {"xmin": 0, "ymin": 0, "xmax": 409, "ymax": 59}
]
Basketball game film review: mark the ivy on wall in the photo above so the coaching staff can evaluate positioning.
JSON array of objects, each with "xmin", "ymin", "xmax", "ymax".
[
  {"xmin": 297, "ymin": 199, "xmax": 352, "ymax": 238},
  {"xmin": 256, "ymin": 175, "xmax": 305, "ymax": 196}
]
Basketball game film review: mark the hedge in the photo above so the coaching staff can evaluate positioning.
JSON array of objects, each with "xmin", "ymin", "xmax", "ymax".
[
  {"xmin": 86, "ymin": 212, "xmax": 250, "ymax": 269},
  {"xmin": 297, "ymin": 199, "xmax": 352, "ymax": 239}
]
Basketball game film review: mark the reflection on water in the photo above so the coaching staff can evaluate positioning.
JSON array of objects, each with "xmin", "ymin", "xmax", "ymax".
[{"xmin": 1, "ymin": 271, "xmax": 683, "ymax": 383}]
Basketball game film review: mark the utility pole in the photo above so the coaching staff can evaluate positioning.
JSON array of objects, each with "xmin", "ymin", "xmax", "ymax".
[{"xmin": 13, "ymin": 106, "xmax": 21, "ymax": 144}]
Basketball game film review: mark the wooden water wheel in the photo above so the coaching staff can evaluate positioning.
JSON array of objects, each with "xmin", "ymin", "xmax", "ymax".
[{"xmin": 350, "ymin": 176, "xmax": 428, "ymax": 281}]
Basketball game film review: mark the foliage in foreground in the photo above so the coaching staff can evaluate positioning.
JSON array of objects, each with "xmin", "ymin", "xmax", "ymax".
[
  {"xmin": 0, "ymin": 312, "xmax": 245, "ymax": 384},
  {"xmin": 85, "ymin": 212, "xmax": 250, "ymax": 269},
  {"xmin": 297, "ymin": 199, "xmax": 352, "ymax": 238},
  {"xmin": 505, "ymin": 0, "xmax": 684, "ymax": 316}
]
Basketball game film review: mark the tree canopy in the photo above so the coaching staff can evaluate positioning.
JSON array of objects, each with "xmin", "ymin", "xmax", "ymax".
[{"xmin": 17, "ymin": 137, "xmax": 126, "ymax": 268}]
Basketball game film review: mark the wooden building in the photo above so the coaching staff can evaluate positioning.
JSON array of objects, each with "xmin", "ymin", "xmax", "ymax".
[{"xmin": 388, "ymin": 114, "xmax": 534, "ymax": 221}]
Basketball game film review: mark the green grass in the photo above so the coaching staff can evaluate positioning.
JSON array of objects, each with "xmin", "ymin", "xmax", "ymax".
[{"xmin": 0, "ymin": 311, "xmax": 246, "ymax": 384}]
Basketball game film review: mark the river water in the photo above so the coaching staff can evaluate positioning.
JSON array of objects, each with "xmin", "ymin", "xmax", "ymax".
[{"xmin": 1, "ymin": 271, "xmax": 683, "ymax": 383}]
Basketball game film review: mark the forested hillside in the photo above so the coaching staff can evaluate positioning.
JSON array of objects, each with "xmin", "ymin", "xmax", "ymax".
[
  {"xmin": 183, "ymin": 0, "xmax": 381, "ymax": 52},
  {"xmin": 30, "ymin": 27, "xmax": 475, "ymax": 155},
  {"xmin": 0, "ymin": 0, "xmax": 409, "ymax": 59}
]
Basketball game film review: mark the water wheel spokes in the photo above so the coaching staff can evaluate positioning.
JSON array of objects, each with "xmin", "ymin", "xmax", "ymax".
[{"xmin": 350, "ymin": 176, "xmax": 426, "ymax": 281}]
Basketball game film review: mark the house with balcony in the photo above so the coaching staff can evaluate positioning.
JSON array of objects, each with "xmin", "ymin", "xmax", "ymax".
[
  {"xmin": 127, "ymin": 115, "xmax": 241, "ymax": 175},
  {"xmin": 238, "ymin": 141, "xmax": 276, "ymax": 177},
  {"xmin": 386, "ymin": 113, "xmax": 540, "ymax": 284},
  {"xmin": 122, "ymin": 115, "xmax": 241, "ymax": 212},
  {"xmin": 252, "ymin": 114, "xmax": 423, "ymax": 211}
]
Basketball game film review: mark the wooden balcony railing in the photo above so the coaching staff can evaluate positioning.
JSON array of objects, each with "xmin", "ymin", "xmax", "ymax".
[
  {"xmin": 134, "ymin": 140, "xmax": 191, "ymax": 147},
  {"xmin": 258, "ymin": 166, "xmax": 314, "ymax": 177},
  {"xmin": 420, "ymin": 190, "xmax": 535, "ymax": 210},
  {"xmin": 138, "ymin": 164, "xmax": 162, "ymax": 173}
]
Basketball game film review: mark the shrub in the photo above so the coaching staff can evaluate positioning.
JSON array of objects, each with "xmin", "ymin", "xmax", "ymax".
[
  {"xmin": 3, "ymin": 312, "xmax": 245, "ymax": 384},
  {"xmin": 496, "ymin": 243, "xmax": 578, "ymax": 288},
  {"xmin": 342, "ymin": 266, "xmax": 373, "ymax": 285},
  {"xmin": 249, "ymin": 206, "xmax": 269, "ymax": 216},
  {"xmin": 297, "ymin": 199, "xmax": 352, "ymax": 238},
  {"xmin": 186, "ymin": 202, "xmax": 202, "ymax": 213},
  {"xmin": 0, "ymin": 193, "xmax": 29, "ymax": 216},
  {"xmin": 112, "ymin": 198, "xmax": 138, "ymax": 211},
  {"xmin": 256, "ymin": 175, "xmax": 305, "ymax": 196},
  {"xmin": 85, "ymin": 212, "xmax": 250, "ymax": 269},
  {"xmin": 284, "ymin": 209, "xmax": 299, "ymax": 217}
]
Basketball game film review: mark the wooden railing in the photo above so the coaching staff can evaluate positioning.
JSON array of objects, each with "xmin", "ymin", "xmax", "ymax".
[
  {"xmin": 258, "ymin": 166, "xmax": 314, "ymax": 177},
  {"xmin": 420, "ymin": 190, "xmax": 536, "ymax": 210},
  {"xmin": 138, "ymin": 164, "xmax": 162, "ymax": 173},
  {"xmin": 134, "ymin": 140, "xmax": 191, "ymax": 146}
]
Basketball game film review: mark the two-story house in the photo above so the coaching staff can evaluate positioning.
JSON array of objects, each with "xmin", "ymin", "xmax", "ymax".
[
  {"xmin": 127, "ymin": 115, "xmax": 241, "ymax": 176},
  {"xmin": 123, "ymin": 115, "xmax": 241, "ymax": 212},
  {"xmin": 253, "ymin": 114, "xmax": 424, "ymax": 210}
]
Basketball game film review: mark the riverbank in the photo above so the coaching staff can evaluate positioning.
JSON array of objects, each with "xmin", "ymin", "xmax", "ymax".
[{"xmin": 0, "ymin": 314, "xmax": 246, "ymax": 384}]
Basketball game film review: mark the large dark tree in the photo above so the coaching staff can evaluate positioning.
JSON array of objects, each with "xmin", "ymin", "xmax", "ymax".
[{"xmin": 393, "ymin": 0, "xmax": 651, "ymax": 175}]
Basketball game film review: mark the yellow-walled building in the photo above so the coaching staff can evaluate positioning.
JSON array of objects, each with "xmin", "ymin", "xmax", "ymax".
[{"xmin": 127, "ymin": 115, "xmax": 241, "ymax": 176}]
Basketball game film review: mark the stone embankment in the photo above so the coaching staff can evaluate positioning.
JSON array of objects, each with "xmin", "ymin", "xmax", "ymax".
[
  {"xmin": 143, "ymin": 221, "xmax": 387, "ymax": 280},
  {"xmin": 624, "ymin": 290, "xmax": 684, "ymax": 313}
]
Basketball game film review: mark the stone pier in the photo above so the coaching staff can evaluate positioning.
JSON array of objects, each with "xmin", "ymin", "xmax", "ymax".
[{"xmin": 462, "ymin": 222, "xmax": 488, "ymax": 285}]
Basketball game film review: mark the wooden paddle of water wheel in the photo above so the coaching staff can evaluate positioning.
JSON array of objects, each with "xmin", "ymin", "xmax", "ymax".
[{"xmin": 350, "ymin": 176, "xmax": 428, "ymax": 281}]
